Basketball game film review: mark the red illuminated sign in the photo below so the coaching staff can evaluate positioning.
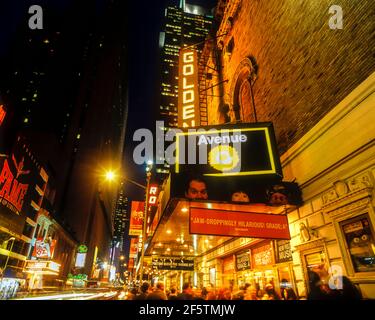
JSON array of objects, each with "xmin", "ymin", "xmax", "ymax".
[
  {"xmin": 190, "ymin": 207, "xmax": 290, "ymax": 239},
  {"xmin": 148, "ymin": 184, "xmax": 159, "ymax": 206},
  {"xmin": 128, "ymin": 258, "xmax": 135, "ymax": 270},
  {"xmin": 128, "ymin": 201, "xmax": 144, "ymax": 236},
  {"xmin": 32, "ymin": 237, "xmax": 56, "ymax": 259},
  {"xmin": 129, "ymin": 237, "xmax": 138, "ymax": 259},
  {"xmin": 178, "ymin": 49, "xmax": 200, "ymax": 128},
  {"xmin": 0, "ymin": 156, "xmax": 29, "ymax": 212},
  {"xmin": 0, "ymin": 105, "xmax": 6, "ymax": 126}
]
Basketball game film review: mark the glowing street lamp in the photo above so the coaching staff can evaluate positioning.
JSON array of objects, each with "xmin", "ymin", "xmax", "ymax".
[{"xmin": 105, "ymin": 170, "xmax": 116, "ymax": 182}]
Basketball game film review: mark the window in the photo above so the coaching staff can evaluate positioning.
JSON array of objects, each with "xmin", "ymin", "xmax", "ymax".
[
  {"xmin": 227, "ymin": 37, "xmax": 235, "ymax": 55},
  {"xmin": 341, "ymin": 214, "xmax": 375, "ymax": 272}
]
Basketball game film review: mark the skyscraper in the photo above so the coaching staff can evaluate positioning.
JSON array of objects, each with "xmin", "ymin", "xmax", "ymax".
[
  {"xmin": 0, "ymin": 1, "xmax": 129, "ymax": 281},
  {"xmin": 112, "ymin": 184, "xmax": 129, "ymax": 255},
  {"xmin": 156, "ymin": 2, "xmax": 213, "ymax": 175}
]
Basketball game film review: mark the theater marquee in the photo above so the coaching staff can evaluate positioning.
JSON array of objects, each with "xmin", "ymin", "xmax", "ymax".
[
  {"xmin": 174, "ymin": 122, "xmax": 282, "ymax": 178},
  {"xmin": 178, "ymin": 48, "xmax": 200, "ymax": 128},
  {"xmin": 190, "ymin": 207, "xmax": 290, "ymax": 240}
]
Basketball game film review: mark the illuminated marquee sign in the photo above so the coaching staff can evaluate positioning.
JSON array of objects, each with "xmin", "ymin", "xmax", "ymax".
[
  {"xmin": 152, "ymin": 257, "xmax": 194, "ymax": 271},
  {"xmin": 0, "ymin": 136, "xmax": 42, "ymax": 220},
  {"xmin": 190, "ymin": 207, "xmax": 291, "ymax": 240},
  {"xmin": 32, "ymin": 237, "xmax": 56, "ymax": 259},
  {"xmin": 75, "ymin": 253, "xmax": 87, "ymax": 268},
  {"xmin": 129, "ymin": 237, "xmax": 139, "ymax": 259},
  {"xmin": 129, "ymin": 201, "xmax": 144, "ymax": 236},
  {"xmin": 174, "ymin": 122, "xmax": 282, "ymax": 178},
  {"xmin": 0, "ymin": 155, "xmax": 30, "ymax": 213},
  {"xmin": 148, "ymin": 184, "xmax": 159, "ymax": 206},
  {"xmin": 0, "ymin": 105, "xmax": 6, "ymax": 126},
  {"xmin": 178, "ymin": 48, "xmax": 200, "ymax": 128},
  {"xmin": 25, "ymin": 260, "xmax": 61, "ymax": 274}
]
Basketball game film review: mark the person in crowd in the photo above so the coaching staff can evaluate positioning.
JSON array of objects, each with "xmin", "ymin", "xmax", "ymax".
[
  {"xmin": 126, "ymin": 287, "xmax": 138, "ymax": 300},
  {"xmin": 201, "ymin": 287, "xmax": 208, "ymax": 300},
  {"xmin": 217, "ymin": 287, "xmax": 232, "ymax": 300},
  {"xmin": 264, "ymin": 283, "xmax": 281, "ymax": 300},
  {"xmin": 185, "ymin": 177, "xmax": 208, "ymax": 200},
  {"xmin": 257, "ymin": 289, "xmax": 266, "ymax": 300},
  {"xmin": 280, "ymin": 279, "xmax": 297, "ymax": 300},
  {"xmin": 134, "ymin": 281, "xmax": 150, "ymax": 300},
  {"xmin": 231, "ymin": 191, "xmax": 250, "ymax": 203},
  {"xmin": 146, "ymin": 282, "xmax": 167, "ymax": 300},
  {"xmin": 261, "ymin": 293, "xmax": 270, "ymax": 300},
  {"xmin": 244, "ymin": 287, "xmax": 258, "ymax": 300},
  {"xmin": 168, "ymin": 287, "xmax": 179, "ymax": 300},
  {"xmin": 339, "ymin": 276, "xmax": 363, "ymax": 300},
  {"xmin": 307, "ymin": 270, "xmax": 331, "ymax": 300},
  {"xmin": 177, "ymin": 282, "xmax": 194, "ymax": 300}
]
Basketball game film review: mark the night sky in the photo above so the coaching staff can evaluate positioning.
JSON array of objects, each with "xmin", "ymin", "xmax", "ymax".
[
  {"xmin": 0, "ymin": 0, "xmax": 218, "ymax": 201},
  {"xmin": 125, "ymin": 0, "xmax": 218, "ymax": 200}
]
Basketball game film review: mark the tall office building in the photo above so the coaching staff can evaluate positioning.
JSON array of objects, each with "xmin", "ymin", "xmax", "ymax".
[
  {"xmin": 112, "ymin": 184, "xmax": 129, "ymax": 254},
  {"xmin": 0, "ymin": 1, "xmax": 129, "ymax": 281},
  {"xmin": 156, "ymin": 1, "xmax": 213, "ymax": 175}
]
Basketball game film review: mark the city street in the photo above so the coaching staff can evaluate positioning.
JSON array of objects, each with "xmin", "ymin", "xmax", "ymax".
[{"xmin": 0, "ymin": 0, "xmax": 374, "ymax": 306}]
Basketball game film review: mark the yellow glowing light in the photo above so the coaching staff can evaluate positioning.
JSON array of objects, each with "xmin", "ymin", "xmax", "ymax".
[
  {"xmin": 208, "ymin": 145, "xmax": 239, "ymax": 172},
  {"xmin": 105, "ymin": 170, "xmax": 115, "ymax": 181}
]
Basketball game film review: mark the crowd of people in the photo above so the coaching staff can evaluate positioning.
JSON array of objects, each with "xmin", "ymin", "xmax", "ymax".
[{"xmin": 125, "ymin": 272, "xmax": 362, "ymax": 300}]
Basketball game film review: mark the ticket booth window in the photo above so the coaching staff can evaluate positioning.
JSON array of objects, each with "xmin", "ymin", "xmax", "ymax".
[{"xmin": 341, "ymin": 214, "xmax": 375, "ymax": 273}]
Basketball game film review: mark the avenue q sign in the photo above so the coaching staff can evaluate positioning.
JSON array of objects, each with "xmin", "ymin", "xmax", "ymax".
[{"xmin": 174, "ymin": 122, "xmax": 282, "ymax": 179}]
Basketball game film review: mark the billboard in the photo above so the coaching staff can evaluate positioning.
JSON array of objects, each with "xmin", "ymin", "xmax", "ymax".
[
  {"xmin": 178, "ymin": 48, "xmax": 200, "ymax": 128},
  {"xmin": 32, "ymin": 237, "xmax": 57, "ymax": 259},
  {"xmin": 128, "ymin": 201, "xmax": 144, "ymax": 236},
  {"xmin": 171, "ymin": 174, "xmax": 302, "ymax": 206},
  {"xmin": 190, "ymin": 207, "xmax": 291, "ymax": 239},
  {"xmin": 0, "ymin": 104, "xmax": 6, "ymax": 127},
  {"xmin": 129, "ymin": 237, "xmax": 139, "ymax": 259},
  {"xmin": 0, "ymin": 136, "xmax": 44, "ymax": 234},
  {"xmin": 167, "ymin": 123, "xmax": 305, "ymax": 206},
  {"xmin": 174, "ymin": 122, "xmax": 282, "ymax": 177}
]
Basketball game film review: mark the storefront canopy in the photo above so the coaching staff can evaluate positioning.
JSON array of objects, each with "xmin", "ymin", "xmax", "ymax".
[{"xmin": 146, "ymin": 198, "xmax": 296, "ymax": 258}]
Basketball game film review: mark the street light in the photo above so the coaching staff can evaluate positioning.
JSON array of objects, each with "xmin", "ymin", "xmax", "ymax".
[
  {"xmin": 102, "ymin": 163, "xmax": 153, "ymax": 282},
  {"xmin": 105, "ymin": 170, "xmax": 116, "ymax": 182}
]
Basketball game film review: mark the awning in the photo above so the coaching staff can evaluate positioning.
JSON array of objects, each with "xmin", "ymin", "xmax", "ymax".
[
  {"xmin": 146, "ymin": 198, "xmax": 296, "ymax": 258},
  {"xmin": 24, "ymin": 260, "xmax": 61, "ymax": 276}
]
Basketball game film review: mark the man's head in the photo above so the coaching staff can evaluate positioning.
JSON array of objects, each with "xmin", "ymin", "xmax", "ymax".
[
  {"xmin": 156, "ymin": 282, "xmax": 164, "ymax": 291},
  {"xmin": 140, "ymin": 281, "xmax": 150, "ymax": 293},
  {"xmin": 185, "ymin": 178, "xmax": 208, "ymax": 200},
  {"xmin": 182, "ymin": 282, "xmax": 192, "ymax": 293},
  {"xmin": 170, "ymin": 287, "xmax": 177, "ymax": 295}
]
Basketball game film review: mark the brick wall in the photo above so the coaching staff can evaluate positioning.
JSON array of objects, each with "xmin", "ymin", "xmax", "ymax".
[{"xmin": 209, "ymin": 0, "xmax": 375, "ymax": 154}]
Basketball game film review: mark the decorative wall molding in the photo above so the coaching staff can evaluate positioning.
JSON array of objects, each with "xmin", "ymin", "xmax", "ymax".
[{"xmin": 294, "ymin": 238, "xmax": 325, "ymax": 252}]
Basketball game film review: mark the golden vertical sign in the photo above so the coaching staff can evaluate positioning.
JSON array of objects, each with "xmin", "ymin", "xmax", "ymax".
[{"xmin": 178, "ymin": 48, "xmax": 200, "ymax": 128}]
